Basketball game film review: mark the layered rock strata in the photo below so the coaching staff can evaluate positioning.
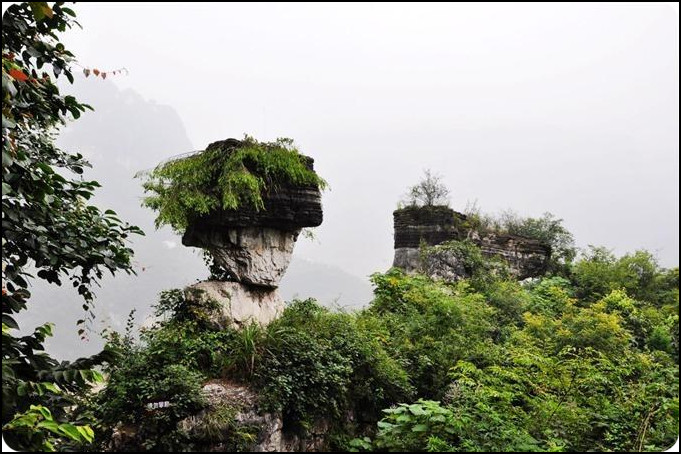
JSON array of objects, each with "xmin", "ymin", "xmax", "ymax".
[{"xmin": 393, "ymin": 205, "xmax": 550, "ymax": 280}]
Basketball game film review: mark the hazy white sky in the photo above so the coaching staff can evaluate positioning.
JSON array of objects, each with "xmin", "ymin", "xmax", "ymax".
[{"xmin": 58, "ymin": 2, "xmax": 678, "ymax": 275}]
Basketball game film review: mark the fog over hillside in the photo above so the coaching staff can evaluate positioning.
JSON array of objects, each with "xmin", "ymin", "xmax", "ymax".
[{"xmin": 16, "ymin": 81, "xmax": 373, "ymax": 360}]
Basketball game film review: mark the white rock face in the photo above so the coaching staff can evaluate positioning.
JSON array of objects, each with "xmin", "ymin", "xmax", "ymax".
[
  {"xmin": 179, "ymin": 381, "xmax": 331, "ymax": 452},
  {"xmin": 188, "ymin": 280, "xmax": 284, "ymax": 328},
  {"xmin": 394, "ymin": 246, "xmax": 468, "ymax": 281},
  {"xmin": 206, "ymin": 227, "xmax": 300, "ymax": 288},
  {"xmin": 393, "ymin": 247, "xmax": 421, "ymax": 271}
]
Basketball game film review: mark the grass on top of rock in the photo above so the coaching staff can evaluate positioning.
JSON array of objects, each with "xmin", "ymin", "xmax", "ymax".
[{"xmin": 138, "ymin": 136, "xmax": 327, "ymax": 232}]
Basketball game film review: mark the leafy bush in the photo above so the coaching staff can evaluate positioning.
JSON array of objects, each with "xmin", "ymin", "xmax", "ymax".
[
  {"xmin": 97, "ymin": 347, "xmax": 206, "ymax": 451},
  {"xmin": 357, "ymin": 254, "xmax": 678, "ymax": 452},
  {"xmin": 93, "ymin": 291, "xmax": 230, "ymax": 450},
  {"xmin": 524, "ymin": 275, "xmax": 575, "ymax": 317},
  {"xmin": 572, "ymin": 247, "xmax": 671, "ymax": 304},
  {"xmin": 153, "ymin": 288, "xmax": 222, "ymax": 328},
  {"xmin": 256, "ymin": 327, "xmax": 352, "ymax": 428},
  {"xmin": 139, "ymin": 136, "xmax": 327, "ymax": 232},
  {"xmin": 485, "ymin": 280, "xmax": 531, "ymax": 337},
  {"xmin": 368, "ymin": 269, "xmax": 498, "ymax": 399},
  {"xmin": 352, "ymin": 400, "xmax": 458, "ymax": 452},
  {"xmin": 256, "ymin": 300, "xmax": 413, "ymax": 430}
]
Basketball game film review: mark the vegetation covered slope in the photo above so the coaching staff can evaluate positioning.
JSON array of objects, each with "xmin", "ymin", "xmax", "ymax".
[{"xmin": 94, "ymin": 244, "xmax": 678, "ymax": 452}]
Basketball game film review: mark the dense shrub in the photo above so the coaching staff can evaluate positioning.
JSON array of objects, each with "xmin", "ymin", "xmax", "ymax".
[
  {"xmin": 368, "ymin": 269, "xmax": 498, "ymax": 399},
  {"xmin": 256, "ymin": 299, "xmax": 413, "ymax": 430},
  {"xmin": 356, "ymin": 253, "xmax": 678, "ymax": 452}
]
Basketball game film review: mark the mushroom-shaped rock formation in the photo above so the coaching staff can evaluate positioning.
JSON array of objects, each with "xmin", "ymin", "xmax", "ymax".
[
  {"xmin": 142, "ymin": 137, "xmax": 323, "ymax": 326},
  {"xmin": 182, "ymin": 161, "xmax": 323, "ymax": 288},
  {"xmin": 393, "ymin": 205, "xmax": 550, "ymax": 280}
]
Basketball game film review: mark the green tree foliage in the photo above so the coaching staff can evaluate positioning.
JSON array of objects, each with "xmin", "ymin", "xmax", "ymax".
[
  {"xmin": 3, "ymin": 4, "xmax": 676, "ymax": 454},
  {"xmin": 368, "ymin": 268, "xmax": 499, "ymax": 399},
  {"xmin": 256, "ymin": 299, "xmax": 413, "ymax": 430},
  {"xmin": 138, "ymin": 136, "xmax": 327, "ymax": 233},
  {"xmin": 3, "ymin": 404, "xmax": 95, "ymax": 451},
  {"xmin": 572, "ymin": 246, "xmax": 672, "ymax": 303},
  {"xmin": 95, "ymin": 244, "xmax": 677, "ymax": 452},
  {"xmin": 2, "ymin": 2, "xmax": 142, "ymax": 450},
  {"xmin": 355, "ymin": 256, "xmax": 678, "ymax": 452},
  {"xmin": 96, "ymin": 294, "xmax": 414, "ymax": 447},
  {"xmin": 349, "ymin": 400, "xmax": 460, "ymax": 452}
]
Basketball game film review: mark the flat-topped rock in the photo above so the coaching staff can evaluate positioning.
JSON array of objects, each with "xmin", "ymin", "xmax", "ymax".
[{"xmin": 393, "ymin": 205, "xmax": 551, "ymax": 280}]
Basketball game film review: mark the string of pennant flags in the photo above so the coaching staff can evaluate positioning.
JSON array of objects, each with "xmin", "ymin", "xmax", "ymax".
[
  {"xmin": 77, "ymin": 64, "xmax": 129, "ymax": 80},
  {"xmin": 4, "ymin": 60, "xmax": 129, "ymax": 82}
]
